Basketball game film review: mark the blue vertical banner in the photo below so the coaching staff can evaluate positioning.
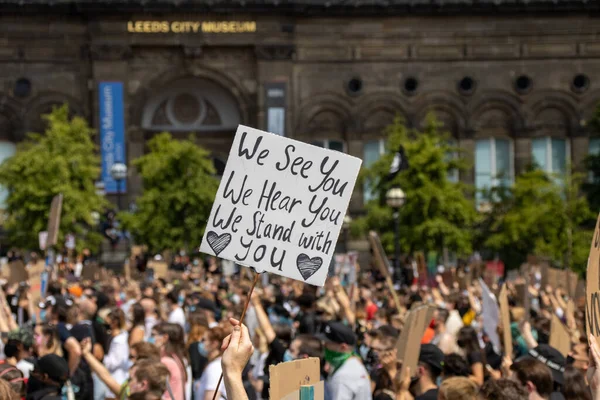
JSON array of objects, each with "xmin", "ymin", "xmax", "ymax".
[{"xmin": 99, "ymin": 82, "xmax": 126, "ymax": 194}]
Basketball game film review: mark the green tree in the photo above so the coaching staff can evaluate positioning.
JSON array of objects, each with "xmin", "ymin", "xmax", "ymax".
[
  {"xmin": 120, "ymin": 133, "xmax": 219, "ymax": 253},
  {"xmin": 0, "ymin": 105, "xmax": 107, "ymax": 251},
  {"xmin": 583, "ymin": 102, "xmax": 600, "ymax": 212},
  {"xmin": 353, "ymin": 115, "xmax": 478, "ymax": 256},
  {"xmin": 481, "ymin": 166, "xmax": 593, "ymax": 274}
]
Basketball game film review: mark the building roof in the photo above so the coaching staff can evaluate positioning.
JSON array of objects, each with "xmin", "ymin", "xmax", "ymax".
[{"xmin": 0, "ymin": 0, "xmax": 597, "ymax": 15}]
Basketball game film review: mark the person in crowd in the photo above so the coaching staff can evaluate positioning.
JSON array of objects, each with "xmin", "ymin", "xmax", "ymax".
[
  {"xmin": 140, "ymin": 298, "xmax": 159, "ymax": 342},
  {"xmin": 520, "ymin": 345, "xmax": 566, "ymax": 395},
  {"xmin": 167, "ymin": 290, "xmax": 186, "ymax": 331},
  {"xmin": 320, "ymin": 321, "xmax": 372, "ymax": 400},
  {"xmin": 33, "ymin": 324, "xmax": 63, "ymax": 358},
  {"xmin": 442, "ymin": 353, "xmax": 471, "ymax": 379},
  {"xmin": 193, "ymin": 324, "xmax": 229, "ymax": 400},
  {"xmin": 478, "ymin": 378, "xmax": 528, "ymax": 400},
  {"xmin": 103, "ymin": 308, "xmax": 130, "ymax": 388},
  {"xmin": 0, "ymin": 379, "xmax": 19, "ymax": 400},
  {"xmin": 369, "ymin": 329, "xmax": 398, "ymax": 395},
  {"xmin": 187, "ymin": 311, "xmax": 209, "ymax": 388},
  {"xmin": 409, "ymin": 344, "xmax": 444, "ymax": 400},
  {"xmin": 562, "ymin": 365, "xmax": 591, "ymax": 400},
  {"xmin": 128, "ymin": 359, "xmax": 170, "ymax": 400},
  {"xmin": 510, "ymin": 359, "xmax": 554, "ymax": 400},
  {"xmin": 220, "ymin": 319, "xmax": 254, "ymax": 400},
  {"xmin": 457, "ymin": 326, "xmax": 485, "ymax": 386},
  {"xmin": 128, "ymin": 303, "xmax": 146, "ymax": 347},
  {"xmin": 5, "ymin": 327, "xmax": 35, "ymax": 378},
  {"xmin": 26, "ymin": 354, "xmax": 70, "ymax": 400},
  {"xmin": 439, "ymin": 376, "xmax": 478, "ymax": 400},
  {"xmin": 0, "ymin": 363, "xmax": 26, "ymax": 398},
  {"xmin": 151, "ymin": 322, "xmax": 190, "ymax": 400}
]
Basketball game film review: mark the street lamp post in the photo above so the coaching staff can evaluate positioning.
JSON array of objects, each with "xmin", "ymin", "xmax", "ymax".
[
  {"xmin": 110, "ymin": 163, "xmax": 128, "ymax": 211},
  {"xmin": 386, "ymin": 187, "xmax": 406, "ymax": 284}
]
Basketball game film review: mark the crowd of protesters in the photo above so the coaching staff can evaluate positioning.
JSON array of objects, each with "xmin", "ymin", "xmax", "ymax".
[{"xmin": 0, "ymin": 252, "xmax": 596, "ymax": 400}]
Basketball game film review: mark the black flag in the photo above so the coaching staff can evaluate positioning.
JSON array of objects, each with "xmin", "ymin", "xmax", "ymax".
[{"xmin": 387, "ymin": 145, "xmax": 409, "ymax": 181}]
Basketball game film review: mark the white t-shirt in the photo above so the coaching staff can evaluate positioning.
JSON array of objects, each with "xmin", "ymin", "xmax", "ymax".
[
  {"xmin": 168, "ymin": 307, "xmax": 186, "ymax": 330},
  {"xmin": 16, "ymin": 359, "xmax": 34, "ymax": 379},
  {"xmin": 326, "ymin": 357, "xmax": 372, "ymax": 400},
  {"xmin": 194, "ymin": 358, "xmax": 226, "ymax": 400}
]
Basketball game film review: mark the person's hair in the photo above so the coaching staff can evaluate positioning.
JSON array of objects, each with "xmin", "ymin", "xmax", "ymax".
[
  {"xmin": 0, "ymin": 364, "xmax": 24, "ymax": 397},
  {"xmin": 439, "ymin": 377, "xmax": 478, "ymax": 400},
  {"xmin": 131, "ymin": 342, "xmax": 161, "ymax": 363},
  {"xmin": 40, "ymin": 324, "xmax": 63, "ymax": 357},
  {"xmin": 510, "ymin": 359, "xmax": 553, "ymax": 398},
  {"xmin": 437, "ymin": 308, "xmax": 450, "ymax": 324},
  {"xmin": 187, "ymin": 312, "xmax": 208, "ymax": 346},
  {"xmin": 132, "ymin": 359, "xmax": 170, "ymax": 398},
  {"xmin": 153, "ymin": 322, "xmax": 189, "ymax": 364},
  {"xmin": 478, "ymin": 378, "xmax": 528, "ymax": 400},
  {"xmin": 0, "ymin": 379, "xmax": 19, "ymax": 400},
  {"xmin": 562, "ymin": 365, "xmax": 591, "ymax": 400},
  {"xmin": 421, "ymin": 361, "xmax": 442, "ymax": 382},
  {"xmin": 443, "ymin": 353, "xmax": 471, "ymax": 378},
  {"xmin": 295, "ymin": 335, "xmax": 323, "ymax": 359},
  {"xmin": 166, "ymin": 290, "xmax": 179, "ymax": 305},
  {"xmin": 273, "ymin": 323, "xmax": 292, "ymax": 347},
  {"xmin": 205, "ymin": 325, "xmax": 230, "ymax": 352},
  {"xmin": 130, "ymin": 303, "xmax": 146, "ymax": 330},
  {"xmin": 108, "ymin": 308, "xmax": 126, "ymax": 330},
  {"xmin": 456, "ymin": 326, "xmax": 481, "ymax": 355}
]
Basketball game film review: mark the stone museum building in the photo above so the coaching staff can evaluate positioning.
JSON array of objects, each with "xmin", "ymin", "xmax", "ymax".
[{"xmin": 0, "ymin": 0, "xmax": 598, "ymax": 213}]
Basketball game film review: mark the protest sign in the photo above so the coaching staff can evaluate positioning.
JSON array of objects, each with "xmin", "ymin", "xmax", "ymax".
[
  {"xmin": 550, "ymin": 314, "xmax": 571, "ymax": 357},
  {"xmin": 499, "ymin": 284, "xmax": 512, "ymax": 359},
  {"xmin": 269, "ymin": 358, "xmax": 320, "ymax": 400},
  {"xmin": 479, "ymin": 278, "xmax": 501, "ymax": 352},
  {"xmin": 46, "ymin": 194, "xmax": 63, "ymax": 248},
  {"xmin": 148, "ymin": 260, "xmax": 169, "ymax": 279},
  {"xmin": 281, "ymin": 382, "xmax": 325, "ymax": 400},
  {"xmin": 396, "ymin": 305, "xmax": 433, "ymax": 379},
  {"xmin": 3, "ymin": 260, "xmax": 28, "ymax": 285},
  {"xmin": 586, "ymin": 213, "xmax": 600, "ymax": 339},
  {"xmin": 81, "ymin": 263, "xmax": 100, "ymax": 281},
  {"xmin": 368, "ymin": 231, "xmax": 402, "ymax": 311},
  {"xmin": 200, "ymin": 125, "xmax": 361, "ymax": 287}
]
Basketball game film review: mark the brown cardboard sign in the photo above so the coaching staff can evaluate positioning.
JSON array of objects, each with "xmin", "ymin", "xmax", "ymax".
[
  {"xmin": 499, "ymin": 284, "xmax": 512, "ymax": 359},
  {"xmin": 46, "ymin": 194, "xmax": 63, "ymax": 248},
  {"xmin": 586, "ymin": 213, "xmax": 600, "ymax": 339},
  {"xmin": 396, "ymin": 305, "xmax": 432, "ymax": 380},
  {"xmin": 550, "ymin": 314, "xmax": 571, "ymax": 357},
  {"xmin": 148, "ymin": 260, "xmax": 169, "ymax": 279},
  {"xmin": 368, "ymin": 231, "xmax": 402, "ymax": 312},
  {"xmin": 281, "ymin": 381, "xmax": 325, "ymax": 400},
  {"xmin": 269, "ymin": 358, "xmax": 320, "ymax": 400},
  {"xmin": 3, "ymin": 260, "xmax": 28, "ymax": 285}
]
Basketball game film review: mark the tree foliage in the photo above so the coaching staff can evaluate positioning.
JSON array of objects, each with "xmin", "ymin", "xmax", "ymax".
[
  {"xmin": 0, "ymin": 105, "xmax": 107, "ymax": 251},
  {"xmin": 480, "ymin": 166, "xmax": 593, "ymax": 274},
  {"xmin": 120, "ymin": 133, "xmax": 219, "ymax": 253},
  {"xmin": 353, "ymin": 115, "xmax": 478, "ymax": 256}
]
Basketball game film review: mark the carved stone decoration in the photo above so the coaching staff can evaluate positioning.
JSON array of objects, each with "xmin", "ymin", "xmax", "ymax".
[
  {"xmin": 183, "ymin": 46, "xmax": 203, "ymax": 58},
  {"xmin": 90, "ymin": 44, "xmax": 132, "ymax": 61},
  {"xmin": 255, "ymin": 45, "xmax": 295, "ymax": 61}
]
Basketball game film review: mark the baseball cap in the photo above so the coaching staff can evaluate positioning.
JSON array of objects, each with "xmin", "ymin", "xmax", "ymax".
[
  {"xmin": 519, "ymin": 345, "xmax": 565, "ymax": 386},
  {"xmin": 7, "ymin": 327, "xmax": 34, "ymax": 349},
  {"xmin": 35, "ymin": 354, "xmax": 69, "ymax": 386},
  {"xmin": 318, "ymin": 321, "xmax": 356, "ymax": 346},
  {"xmin": 419, "ymin": 344, "xmax": 444, "ymax": 372}
]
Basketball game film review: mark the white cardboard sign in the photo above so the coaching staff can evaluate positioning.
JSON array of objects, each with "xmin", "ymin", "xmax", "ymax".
[{"xmin": 200, "ymin": 125, "xmax": 361, "ymax": 286}]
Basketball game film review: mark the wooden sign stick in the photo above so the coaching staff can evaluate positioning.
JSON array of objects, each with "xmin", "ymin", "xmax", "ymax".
[{"xmin": 212, "ymin": 271, "xmax": 260, "ymax": 400}]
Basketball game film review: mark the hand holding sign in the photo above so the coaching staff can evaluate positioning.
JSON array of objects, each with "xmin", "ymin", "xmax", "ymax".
[{"xmin": 200, "ymin": 125, "xmax": 361, "ymax": 287}]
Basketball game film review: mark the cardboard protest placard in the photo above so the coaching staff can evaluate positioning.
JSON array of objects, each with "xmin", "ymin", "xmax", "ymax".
[
  {"xmin": 269, "ymin": 358, "xmax": 320, "ymax": 400},
  {"xmin": 46, "ymin": 194, "xmax": 63, "ymax": 248},
  {"xmin": 479, "ymin": 278, "xmax": 501, "ymax": 352},
  {"xmin": 550, "ymin": 314, "xmax": 571, "ymax": 357},
  {"xmin": 200, "ymin": 126, "xmax": 361, "ymax": 287},
  {"xmin": 396, "ymin": 305, "xmax": 433, "ymax": 380},
  {"xmin": 499, "ymin": 284, "xmax": 512, "ymax": 359},
  {"xmin": 148, "ymin": 260, "xmax": 169, "ymax": 279},
  {"xmin": 3, "ymin": 260, "xmax": 28, "ymax": 285},
  {"xmin": 586, "ymin": 213, "xmax": 600, "ymax": 339},
  {"xmin": 368, "ymin": 231, "xmax": 402, "ymax": 311},
  {"xmin": 81, "ymin": 262, "xmax": 100, "ymax": 281}
]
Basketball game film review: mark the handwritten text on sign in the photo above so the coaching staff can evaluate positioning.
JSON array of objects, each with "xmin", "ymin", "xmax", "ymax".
[
  {"xmin": 200, "ymin": 126, "xmax": 361, "ymax": 286},
  {"xmin": 586, "ymin": 213, "xmax": 600, "ymax": 338}
]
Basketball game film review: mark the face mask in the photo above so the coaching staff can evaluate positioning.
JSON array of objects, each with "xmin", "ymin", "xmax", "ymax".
[
  {"xmin": 283, "ymin": 350, "xmax": 294, "ymax": 362},
  {"xmin": 198, "ymin": 341, "xmax": 208, "ymax": 357},
  {"xmin": 436, "ymin": 376, "xmax": 443, "ymax": 387},
  {"xmin": 35, "ymin": 335, "xmax": 43, "ymax": 347},
  {"xmin": 324, "ymin": 348, "xmax": 352, "ymax": 373},
  {"xmin": 178, "ymin": 295, "xmax": 185, "ymax": 307},
  {"xmin": 359, "ymin": 344, "xmax": 370, "ymax": 360},
  {"xmin": 147, "ymin": 337, "xmax": 155, "ymax": 345},
  {"xmin": 39, "ymin": 310, "xmax": 47, "ymax": 323},
  {"xmin": 120, "ymin": 293, "xmax": 126, "ymax": 301}
]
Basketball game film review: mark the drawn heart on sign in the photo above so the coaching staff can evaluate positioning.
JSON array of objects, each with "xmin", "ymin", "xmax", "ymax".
[
  {"xmin": 206, "ymin": 231, "xmax": 231, "ymax": 256},
  {"xmin": 296, "ymin": 254, "xmax": 323, "ymax": 281}
]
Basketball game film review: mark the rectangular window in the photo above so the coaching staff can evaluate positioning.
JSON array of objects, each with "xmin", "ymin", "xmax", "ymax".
[
  {"xmin": 531, "ymin": 137, "xmax": 568, "ymax": 175},
  {"xmin": 447, "ymin": 140, "xmax": 459, "ymax": 183},
  {"xmin": 588, "ymin": 138, "xmax": 600, "ymax": 182},
  {"xmin": 475, "ymin": 138, "xmax": 514, "ymax": 204},
  {"xmin": 363, "ymin": 139, "xmax": 386, "ymax": 203},
  {"xmin": 311, "ymin": 140, "xmax": 345, "ymax": 153}
]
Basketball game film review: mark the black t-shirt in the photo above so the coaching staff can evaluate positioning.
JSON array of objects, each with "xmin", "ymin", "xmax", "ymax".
[
  {"xmin": 370, "ymin": 367, "xmax": 393, "ymax": 395},
  {"xmin": 415, "ymin": 388, "xmax": 439, "ymax": 400},
  {"xmin": 298, "ymin": 312, "xmax": 317, "ymax": 335},
  {"xmin": 467, "ymin": 351, "xmax": 483, "ymax": 367},
  {"xmin": 188, "ymin": 341, "xmax": 209, "ymax": 381}
]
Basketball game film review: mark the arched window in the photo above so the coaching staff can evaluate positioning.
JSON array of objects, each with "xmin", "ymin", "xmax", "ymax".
[{"xmin": 141, "ymin": 78, "xmax": 241, "ymax": 132}]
